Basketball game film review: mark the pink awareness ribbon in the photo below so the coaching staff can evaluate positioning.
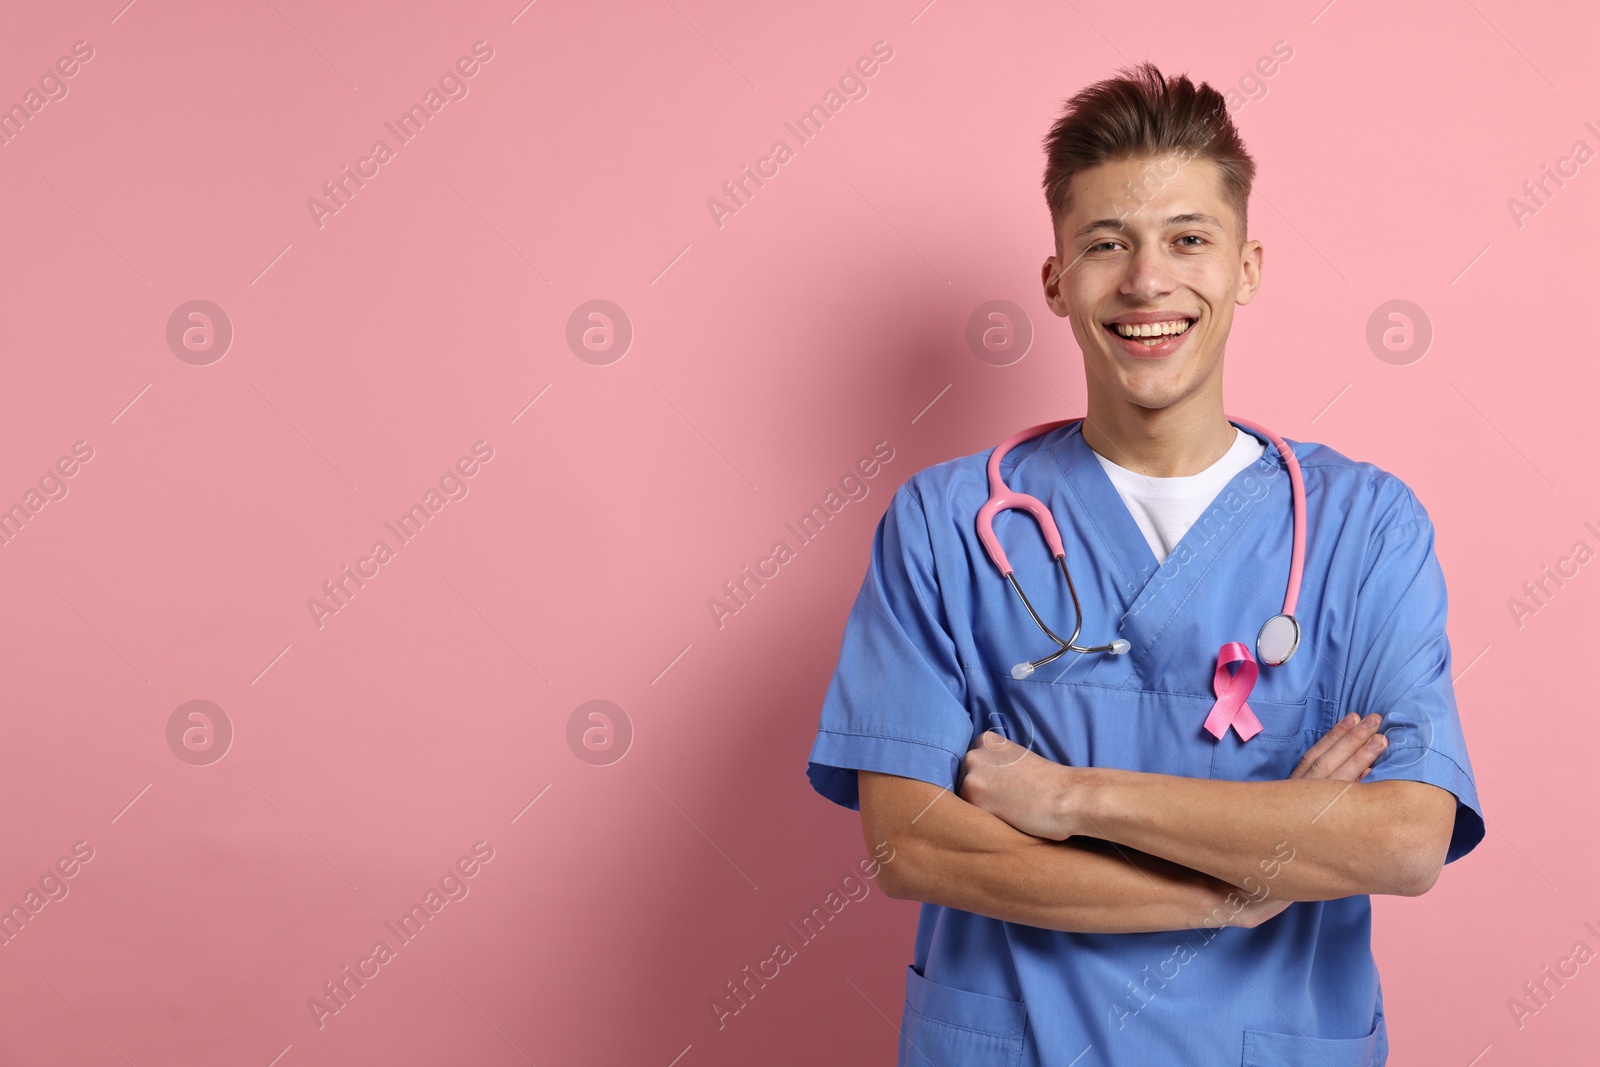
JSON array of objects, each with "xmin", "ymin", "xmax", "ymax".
[{"xmin": 1202, "ymin": 642, "xmax": 1264, "ymax": 742}]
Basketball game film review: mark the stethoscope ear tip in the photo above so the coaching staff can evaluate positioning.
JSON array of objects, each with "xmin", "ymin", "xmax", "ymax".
[
  {"xmin": 1110, "ymin": 639, "xmax": 1131, "ymax": 655},
  {"xmin": 1011, "ymin": 662, "xmax": 1037, "ymax": 680}
]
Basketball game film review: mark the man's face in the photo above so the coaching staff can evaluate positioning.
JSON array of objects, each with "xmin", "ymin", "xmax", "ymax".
[{"xmin": 1041, "ymin": 156, "xmax": 1262, "ymax": 414}]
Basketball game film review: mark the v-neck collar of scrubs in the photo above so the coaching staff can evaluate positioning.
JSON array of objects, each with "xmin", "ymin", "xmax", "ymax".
[{"xmin": 1033, "ymin": 419, "xmax": 1289, "ymax": 664}]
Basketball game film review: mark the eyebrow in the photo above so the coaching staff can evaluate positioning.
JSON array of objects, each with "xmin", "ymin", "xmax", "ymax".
[{"xmin": 1072, "ymin": 212, "xmax": 1225, "ymax": 241}]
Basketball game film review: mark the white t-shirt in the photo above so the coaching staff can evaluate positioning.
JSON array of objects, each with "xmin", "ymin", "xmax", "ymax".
[{"xmin": 1090, "ymin": 428, "xmax": 1266, "ymax": 563}]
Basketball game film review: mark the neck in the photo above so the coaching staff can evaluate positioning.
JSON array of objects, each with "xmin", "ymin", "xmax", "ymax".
[{"xmin": 1079, "ymin": 393, "xmax": 1236, "ymax": 478}]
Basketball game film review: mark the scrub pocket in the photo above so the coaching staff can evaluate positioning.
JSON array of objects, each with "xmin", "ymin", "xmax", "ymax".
[
  {"xmin": 899, "ymin": 964, "xmax": 1026, "ymax": 1067},
  {"xmin": 1241, "ymin": 1017, "xmax": 1386, "ymax": 1066},
  {"xmin": 980, "ymin": 675, "xmax": 1218, "ymax": 781},
  {"xmin": 1209, "ymin": 697, "xmax": 1340, "ymax": 782}
]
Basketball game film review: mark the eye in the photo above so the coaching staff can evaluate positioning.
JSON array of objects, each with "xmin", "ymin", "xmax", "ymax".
[
  {"xmin": 1177, "ymin": 235, "xmax": 1207, "ymax": 247},
  {"xmin": 1089, "ymin": 240, "xmax": 1121, "ymax": 252}
]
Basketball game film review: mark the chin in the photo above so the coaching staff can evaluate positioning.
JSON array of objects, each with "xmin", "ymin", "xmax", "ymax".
[{"xmin": 1108, "ymin": 373, "xmax": 1197, "ymax": 412}]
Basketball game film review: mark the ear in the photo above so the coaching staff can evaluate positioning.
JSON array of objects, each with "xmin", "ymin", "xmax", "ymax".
[
  {"xmin": 1234, "ymin": 238, "xmax": 1264, "ymax": 307},
  {"xmin": 1041, "ymin": 257, "xmax": 1070, "ymax": 318}
]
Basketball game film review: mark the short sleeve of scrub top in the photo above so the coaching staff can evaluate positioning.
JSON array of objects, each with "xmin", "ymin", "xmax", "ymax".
[
  {"xmin": 1339, "ymin": 485, "xmax": 1484, "ymax": 863},
  {"xmin": 807, "ymin": 481, "xmax": 974, "ymax": 811}
]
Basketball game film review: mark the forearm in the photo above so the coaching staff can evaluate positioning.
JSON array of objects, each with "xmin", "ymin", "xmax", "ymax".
[
  {"xmin": 1075, "ymin": 770, "xmax": 1424, "ymax": 900},
  {"xmin": 878, "ymin": 780, "xmax": 1241, "ymax": 934}
]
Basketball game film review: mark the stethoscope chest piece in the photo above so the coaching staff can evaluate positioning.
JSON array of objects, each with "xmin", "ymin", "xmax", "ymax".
[{"xmin": 1256, "ymin": 613, "xmax": 1301, "ymax": 667}]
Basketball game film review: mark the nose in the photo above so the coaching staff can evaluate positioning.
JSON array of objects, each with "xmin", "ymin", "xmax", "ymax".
[{"xmin": 1117, "ymin": 242, "xmax": 1178, "ymax": 302}]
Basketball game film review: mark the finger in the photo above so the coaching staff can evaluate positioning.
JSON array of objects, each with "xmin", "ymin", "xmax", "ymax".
[
  {"xmin": 1304, "ymin": 714, "xmax": 1383, "ymax": 779},
  {"xmin": 967, "ymin": 730, "xmax": 1012, "ymax": 764},
  {"xmin": 1287, "ymin": 713, "xmax": 1358, "ymax": 779},
  {"xmin": 1294, "ymin": 713, "xmax": 1384, "ymax": 780},
  {"xmin": 973, "ymin": 729, "xmax": 1047, "ymax": 771},
  {"xmin": 1317, "ymin": 730, "xmax": 1388, "ymax": 782}
]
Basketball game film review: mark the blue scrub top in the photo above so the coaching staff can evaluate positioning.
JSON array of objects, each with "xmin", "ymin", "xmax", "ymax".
[{"xmin": 806, "ymin": 420, "xmax": 1484, "ymax": 1067}]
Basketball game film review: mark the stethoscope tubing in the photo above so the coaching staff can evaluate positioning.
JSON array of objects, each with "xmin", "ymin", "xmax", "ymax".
[
  {"xmin": 977, "ymin": 415, "xmax": 1306, "ymax": 673},
  {"xmin": 1226, "ymin": 415, "xmax": 1305, "ymax": 618}
]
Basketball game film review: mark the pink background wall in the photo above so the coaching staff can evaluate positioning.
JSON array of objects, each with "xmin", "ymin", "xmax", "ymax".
[{"xmin": 0, "ymin": 0, "xmax": 1593, "ymax": 1063}]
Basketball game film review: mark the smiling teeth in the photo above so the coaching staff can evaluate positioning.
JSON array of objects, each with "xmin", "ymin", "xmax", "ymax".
[{"xmin": 1113, "ymin": 319, "xmax": 1192, "ymax": 337}]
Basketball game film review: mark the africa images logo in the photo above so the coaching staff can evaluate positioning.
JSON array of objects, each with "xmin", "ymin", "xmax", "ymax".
[
  {"xmin": 704, "ymin": 41, "xmax": 894, "ymax": 230},
  {"xmin": 707, "ymin": 441, "xmax": 894, "ymax": 630},
  {"xmin": 306, "ymin": 841, "xmax": 495, "ymax": 1029}
]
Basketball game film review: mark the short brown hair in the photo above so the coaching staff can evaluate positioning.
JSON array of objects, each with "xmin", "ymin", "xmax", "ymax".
[{"xmin": 1042, "ymin": 62, "xmax": 1255, "ymax": 253}]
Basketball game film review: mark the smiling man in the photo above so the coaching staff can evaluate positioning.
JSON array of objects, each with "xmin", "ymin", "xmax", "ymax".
[{"xmin": 805, "ymin": 63, "xmax": 1483, "ymax": 1066}]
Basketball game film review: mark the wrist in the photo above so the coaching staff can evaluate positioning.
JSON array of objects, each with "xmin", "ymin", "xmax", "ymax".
[
  {"xmin": 1050, "ymin": 764, "xmax": 1109, "ymax": 840},
  {"xmin": 1186, "ymin": 875, "xmax": 1238, "ymax": 932}
]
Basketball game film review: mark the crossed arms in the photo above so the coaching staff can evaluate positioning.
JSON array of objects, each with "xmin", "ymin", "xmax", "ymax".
[{"xmin": 860, "ymin": 712, "xmax": 1459, "ymax": 934}]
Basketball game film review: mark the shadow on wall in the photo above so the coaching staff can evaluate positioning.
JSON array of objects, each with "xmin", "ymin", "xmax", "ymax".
[{"xmin": 616, "ymin": 252, "xmax": 1024, "ymax": 1064}]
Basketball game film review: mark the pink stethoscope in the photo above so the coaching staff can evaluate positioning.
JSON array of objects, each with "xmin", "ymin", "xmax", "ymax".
[{"xmin": 976, "ymin": 416, "xmax": 1307, "ymax": 740}]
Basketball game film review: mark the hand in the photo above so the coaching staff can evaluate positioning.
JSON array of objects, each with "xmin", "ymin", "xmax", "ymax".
[
  {"xmin": 1289, "ymin": 712, "xmax": 1388, "ymax": 782},
  {"xmin": 1222, "ymin": 712, "xmax": 1390, "ymax": 929},
  {"xmin": 957, "ymin": 730, "xmax": 1082, "ymax": 841}
]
